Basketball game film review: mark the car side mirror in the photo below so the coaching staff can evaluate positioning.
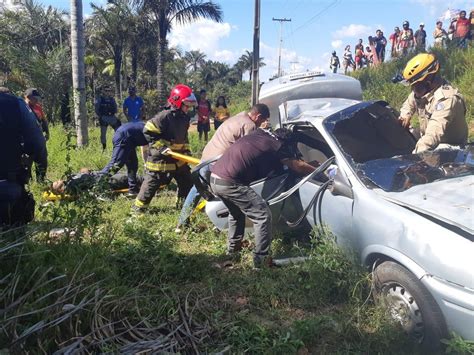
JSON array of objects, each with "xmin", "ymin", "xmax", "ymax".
[{"xmin": 328, "ymin": 167, "xmax": 353, "ymax": 199}]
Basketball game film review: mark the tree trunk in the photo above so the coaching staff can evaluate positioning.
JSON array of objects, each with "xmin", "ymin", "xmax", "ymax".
[
  {"xmin": 157, "ymin": 37, "xmax": 167, "ymax": 106},
  {"xmin": 70, "ymin": 0, "xmax": 88, "ymax": 146},
  {"xmin": 113, "ymin": 48, "xmax": 122, "ymax": 100},
  {"xmin": 131, "ymin": 44, "xmax": 138, "ymax": 84}
]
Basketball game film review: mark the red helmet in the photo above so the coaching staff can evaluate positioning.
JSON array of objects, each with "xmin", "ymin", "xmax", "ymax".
[{"xmin": 167, "ymin": 84, "xmax": 197, "ymax": 109}]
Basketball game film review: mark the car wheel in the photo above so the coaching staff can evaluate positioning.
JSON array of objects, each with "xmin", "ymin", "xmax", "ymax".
[{"xmin": 373, "ymin": 261, "xmax": 448, "ymax": 351}]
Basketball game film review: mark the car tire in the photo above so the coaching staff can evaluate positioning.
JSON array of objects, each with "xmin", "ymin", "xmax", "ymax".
[{"xmin": 373, "ymin": 261, "xmax": 448, "ymax": 352}]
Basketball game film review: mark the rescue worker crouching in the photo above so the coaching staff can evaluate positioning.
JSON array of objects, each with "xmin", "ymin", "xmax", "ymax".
[
  {"xmin": 132, "ymin": 84, "xmax": 196, "ymax": 213},
  {"xmin": 210, "ymin": 128, "xmax": 316, "ymax": 268},
  {"xmin": 397, "ymin": 53, "xmax": 468, "ymax": 153},
  {"xmin": 99, "ymin": 121, "xmax": 148, "ymax": 197},
  {"xmin": 0, "ymin": 87, "xmax": 47, "ymax": 230}
]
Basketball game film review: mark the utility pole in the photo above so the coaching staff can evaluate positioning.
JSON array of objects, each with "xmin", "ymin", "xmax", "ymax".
[
  {"xmin": 251, "ymin": 0, "xmax": 260, "ymax": 106},
  {"xmin": 272, "ymin": 17, "xmax": 291, "ymax": 77}
]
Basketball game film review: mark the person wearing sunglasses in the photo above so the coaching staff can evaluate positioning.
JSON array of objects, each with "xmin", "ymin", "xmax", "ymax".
[{"xmin": 132, "ymin": 84, "xmax": 197, "ymax": 213}]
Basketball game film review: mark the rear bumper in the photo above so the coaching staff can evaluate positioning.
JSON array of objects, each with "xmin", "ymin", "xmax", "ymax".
[{"xmin": 421, "ymin": 274, "xmax": 474, "ymax": 341}]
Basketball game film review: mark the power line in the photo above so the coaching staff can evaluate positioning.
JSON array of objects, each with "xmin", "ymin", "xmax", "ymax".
[{"xmin": 289, "ymin": 0, "xmax": 339, "ymax": 35}]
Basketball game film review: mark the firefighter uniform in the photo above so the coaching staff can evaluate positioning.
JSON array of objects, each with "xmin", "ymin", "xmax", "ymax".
[
  {"xmin": 134, "ymin": 109, "xmax": 193, "ymax": 210},
  {"xmin": 400, "ymin": 81, "xmax": 468, "ymax": 153}
]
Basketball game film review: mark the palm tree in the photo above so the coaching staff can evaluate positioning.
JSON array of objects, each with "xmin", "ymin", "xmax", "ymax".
[
  {"xmin": 198, "ymin": 60, "xmax": 229, "ymax": 87},
  {"xmin": 70, "ymin": 0, "xmax": 88, "ymax": 146},
  {"xmin": 237, "ymin": 50, "xmax": 265, "ymax": 81},
  {"xmin": 84, "ymin": 53, "xmax": 104, "ymax": 97},
  {"xmin": 88, "ymin": 0, "xmax": 134, "ymax": 98},
  {"xmin": 133, "ymin": 0, "xmax": 223, "ymax": 104},
  {"xmin": 184, "ymin": 50, "xmax": 206, "ymax": 72}
]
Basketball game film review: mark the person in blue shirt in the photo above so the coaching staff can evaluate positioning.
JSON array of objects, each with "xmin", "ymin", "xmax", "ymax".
[
  {"xmin": 0, "ymin": 87, "xmax": 47, "ymax": 229},
  {"xmin": 99, "ymin": 121, "xmax": 148, "ymax": 196},
  {"xmin": 122, "ymin": 87, "xmax": 144, "ymax": 122}
]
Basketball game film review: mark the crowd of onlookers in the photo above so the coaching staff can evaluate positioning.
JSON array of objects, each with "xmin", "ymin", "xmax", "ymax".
[{"xmin": 330, "ymin": 9, "xmax": 473, "ymax": 74}]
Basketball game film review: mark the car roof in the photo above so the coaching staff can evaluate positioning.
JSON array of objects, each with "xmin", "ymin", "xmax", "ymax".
[
  {"xmin": 259, "ymin": 71, "xmax": 363, "ymax": 127},
  {"xmin": 280, "ymin": 97, "xmax": 362, "ymax": 124}
]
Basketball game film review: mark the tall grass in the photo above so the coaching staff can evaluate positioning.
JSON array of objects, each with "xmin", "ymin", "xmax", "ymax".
[{"xmin": 0, "ymin": 124, "xmax": 416, "ymax": 353}]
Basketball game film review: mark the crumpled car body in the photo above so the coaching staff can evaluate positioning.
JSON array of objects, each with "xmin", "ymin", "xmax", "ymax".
[{"xmin": 197, "ymin": 95, "xmax": 474, "ymax": 346}]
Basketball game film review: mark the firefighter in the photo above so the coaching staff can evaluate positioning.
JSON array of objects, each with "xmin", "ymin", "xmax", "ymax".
[
  {"xmin": 398, "ymin": 53, "xmax": 468, "ymax": 153},
  {"xmin": 0, "ymin": 88, "xmax": 47, "ymax": 230},
  {"xmin": 132, "ymin": 84, "xmax": 196, "ymax": 213}
]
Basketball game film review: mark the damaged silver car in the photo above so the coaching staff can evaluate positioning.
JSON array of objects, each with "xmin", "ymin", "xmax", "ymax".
[{"xmin": 193, "ymin": 73, "xmax": 474, "ymax": 350}]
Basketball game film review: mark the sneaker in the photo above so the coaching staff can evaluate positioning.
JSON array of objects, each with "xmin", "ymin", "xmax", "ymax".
[
  {"xmin": 174, "ymin": 227, "xmax": 182, "ymax": 234},
  {"xmin": 130, "ymin": 204, "xmax": 146, "ymax": 215},
  {"xmin": 127, "ymin": 191, "xmax": 138, "ymax": 199}
]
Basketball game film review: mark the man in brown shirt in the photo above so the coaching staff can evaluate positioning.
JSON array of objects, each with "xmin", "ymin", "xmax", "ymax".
[{"xmin": 175, "ymin": 104, "xmax": 270, "ymax": 232}]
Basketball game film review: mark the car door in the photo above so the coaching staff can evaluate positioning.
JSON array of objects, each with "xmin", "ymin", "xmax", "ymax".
[{"xmin": 286, "ymin": 128, "xmax": 355, "ymax": 250}]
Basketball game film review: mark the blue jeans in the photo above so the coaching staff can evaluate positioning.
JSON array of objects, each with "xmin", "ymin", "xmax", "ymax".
[
  {"xmin": 176, "ymin": 164, "xmax": 210, "ymax": 228},
  {"xmin": 210, "ymin": 180, "xmax": 272, "ymax": 266},
  {"xmin": 100, "ymin": 136, "xmax": 139, "ymax": 193}
]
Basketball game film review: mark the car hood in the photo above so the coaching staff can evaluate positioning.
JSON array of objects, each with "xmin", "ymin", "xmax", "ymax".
[{"xmin": 376, "ymin": 175, "xmax": 474, "ymax": 236}]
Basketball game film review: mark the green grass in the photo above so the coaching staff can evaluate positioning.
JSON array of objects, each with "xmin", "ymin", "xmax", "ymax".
[
  {"xmin": 4, "ymin": 48, "xmax": 474, "ymax": 351},
  {"xmin": 0, "ymin": 127, "xmax": 413, "ymax": 353}
]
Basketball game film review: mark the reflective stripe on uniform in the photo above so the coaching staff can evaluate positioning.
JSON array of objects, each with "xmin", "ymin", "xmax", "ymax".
[
  {"xmin": 145, "ymin": 161, "xmax": 177, "ymax": 171},
  {"xmin": 144, "ymin": 121, "xmax": 161, "ymax": 134},
  {"xmin": 151, "ymin": 139, "xmax": 171, "ymax": 149},
  {"xmin": 134, "ymin": 199, "xmax": 146, "ymax": 207},
  {"xmin": 170, "ymin": 143, "xmax": 190, "ymax": 151}
]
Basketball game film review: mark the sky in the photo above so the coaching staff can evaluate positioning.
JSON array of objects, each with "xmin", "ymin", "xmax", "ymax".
[{"xmin": 44, "ymin": 0, "xmax": 473, "ymax": 81}]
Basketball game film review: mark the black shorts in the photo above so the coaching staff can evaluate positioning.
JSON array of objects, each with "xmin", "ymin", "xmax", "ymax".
[{"xmin": 197, "ymin": 121, "xmax": 210, "ymax": 133}]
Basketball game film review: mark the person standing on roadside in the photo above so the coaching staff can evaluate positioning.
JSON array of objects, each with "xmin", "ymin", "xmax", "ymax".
[
  {"xmin": 123, "ymin": 86, "xmax": 144, "ymax": 122},
  {"xmin": 374, "ymin": 30, "xmax": 387, "ymax": 62},
  {"xmin": 400, "ymin": 21, "xmax": 414, "ymax": 55},
  {"xmin": 433, "ymin": 21, "xmax": 448, "ymax": 48},
  {"xmin": 213, "ymin": 96, "xmax": 230, "ymax": 130},
  {"xmin": 389, "ymin": 27, "xmax": 401, "ymax": 58},
  {"xmin": 354, "ymin": 39, "xmax": 364, "ymax": 69},
  {"xmin": 342, "ymin": 45, "xmax": 355, "ymax": 74},
  {"xmin": 329, "ymin": 51, "xmax": 340, "ymax": 73},
  {"xmin": 414, "ymin": 23, "xmax": 427, "ymax": 51},
  {"xmin": 197, "ymin": 89, "xmax": 211, "ymax": 141},
  {"xmin": 24, "ymin": 88, "xmax": 48, "ymax": 182},
  {"xmin": 95, "ymin": 86, "xmax": 121, "ymax": 151},
  {"xmin": 454, "ymin": 10, "xmax": 470, "ymax": 48}
]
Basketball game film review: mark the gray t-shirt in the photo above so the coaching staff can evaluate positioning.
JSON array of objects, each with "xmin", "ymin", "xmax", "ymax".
[{"xmin": 201, "ymin": 111, "xmax": 257, "ymax": 161}]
